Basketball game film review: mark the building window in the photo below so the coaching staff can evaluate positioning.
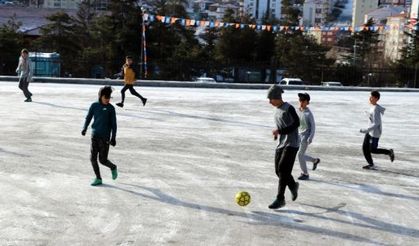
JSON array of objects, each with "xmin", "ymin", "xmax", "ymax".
[{"xmin": 315, "ymin": 8, "xmax": 321, "ymax": 14}]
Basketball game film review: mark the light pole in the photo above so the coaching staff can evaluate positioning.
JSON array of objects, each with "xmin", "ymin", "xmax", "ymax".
[
  {"xmin": 414, "ymin": 63, "xmax": 418, "ymax": 88},
  {"xmin": 353, "ymin": 39, "xmax": 359, "ymax": 66}
]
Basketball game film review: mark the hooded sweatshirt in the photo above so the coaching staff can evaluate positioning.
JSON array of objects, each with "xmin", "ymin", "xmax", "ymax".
[
  {"xmin": 298, "ymin": 107, "xmax": 315, "ymax": 143},
  {"xmin": 121, "ymin": 64, "xmax": 138, "ymax": 85},
  {"xmin": 364, "ymin": 104, "xmax": 385, "ymax": 138},
  {"xmin": 16, "ymin": 56, "xmax": 32, "ymax": 81}
]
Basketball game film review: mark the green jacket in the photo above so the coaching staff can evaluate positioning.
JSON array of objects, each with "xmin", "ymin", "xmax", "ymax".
[{"xmin": 83, "ymin": 101, "xmax": 117, "ymax": 140}]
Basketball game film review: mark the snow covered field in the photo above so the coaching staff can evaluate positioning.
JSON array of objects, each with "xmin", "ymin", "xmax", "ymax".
[{"xmin": 1, "ymin": 82, "xmax": 419, "ymax": 246}]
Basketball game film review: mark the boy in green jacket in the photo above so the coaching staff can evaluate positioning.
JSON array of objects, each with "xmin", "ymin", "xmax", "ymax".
[{"xmin": 82, "ymin": 86, "xmax": 118, "ymax": 186}]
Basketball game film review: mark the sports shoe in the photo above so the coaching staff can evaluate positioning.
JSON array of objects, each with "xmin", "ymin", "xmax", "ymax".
[
  {"xmin": 389, "ymin": 149, "xmax": 395, "ymax": 162},
  {"xmin": 24, "ymin": 97, "xmax": 32, "ymax": 102},
  {"xmin": 142, "ymin": 98, "xmax": 147, "ymax": 106},
  {"xmin": 91, "ymin": 178, "xmax": 102, "ymax": 186},
  {"xmin": 111, "ymin": 167, "xmax": 118, "ymax": 180},
  {"xmin": 116, "ymin": 102, "xmax": 124, "ymax": 108},
  {"xmin": 290, "ymin": 182, "xmax": 299, "ymax": 201},
  {"xmin": 298, "ymin": 174, "xmax": 309, "ymax": 180},
  {"xmin": 362, "ymin": 164, "xmax": 374, "ymax": 169},
  {"xmin": 268, "ymin": 198, "xmax": 286, "ymax": 209},
  {"xmin": 313, "ymin": 158, "xmax": 320, "ymax": 170}
]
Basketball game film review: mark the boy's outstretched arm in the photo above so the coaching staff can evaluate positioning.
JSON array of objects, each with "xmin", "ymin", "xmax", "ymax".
[
  {"xmin": 110, "ymin": 107, "xmax": 117, "ymax": 146},
  {"xmin": 81, "ymin": 104, "xmax": 94, "ymax": 135}
]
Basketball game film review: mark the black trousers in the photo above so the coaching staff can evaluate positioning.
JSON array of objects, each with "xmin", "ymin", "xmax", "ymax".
[
  {"xmin": 362, "ymin": 134, "xmax": 391, "ymax": 165},
  {"xmin": 18, "ymin": 76, "xmax": 32, "ymax": 99},
  {"xmin": 275, "ymin": 147, "xmax": 299, "ymax": 200},
  {"xmin": 120, "ymin": 84, "xmax": 145, "ymax": 103},
  {"xmin": 90, "ymin": 137, "xmax": 116, "ymax": 179}
]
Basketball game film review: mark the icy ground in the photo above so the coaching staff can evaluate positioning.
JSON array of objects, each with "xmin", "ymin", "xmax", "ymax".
[{"xmin": 1, "ymin": 82, "xmax": 419, "ymax": 246}]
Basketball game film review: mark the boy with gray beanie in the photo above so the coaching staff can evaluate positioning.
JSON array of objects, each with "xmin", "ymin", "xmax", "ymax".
[{"xmin": 267, "ymin": 85, "xmax": 300, "ymax": 209}]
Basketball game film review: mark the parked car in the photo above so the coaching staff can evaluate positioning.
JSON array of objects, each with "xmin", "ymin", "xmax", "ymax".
[
  {"xmin": 279, "ymin": 78, "xmax": 304, "ymax": 86},
  {"xmin": 321, "ymin": 81, "xmax": 343, "ymax": 86},
  {"xmin": 196, "ymin": 77, "xmax": 216, "ymax": 83}
]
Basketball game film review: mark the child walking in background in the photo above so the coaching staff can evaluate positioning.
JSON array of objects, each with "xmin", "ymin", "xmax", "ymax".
[
  {"xmin": 360, "ymin": 90, "xmax": 395, "ymax": 169},
  {"xmin": 16, "ymin": 49, "xmax": 33, "ymax": 102},
  {"xmin": 297, "ymin": 93, "xmax": 320, "ymax": 180},
  {"xmin": 116, "ymin": 56, "xmax": 147, "ymax": 108},
  {"xmin": 82, "ymin": 86, "xmax": 118, "ymax": 186},
  {"xmin": 267, "ymin": 85, "xmax": 300, "ymax": 209}
]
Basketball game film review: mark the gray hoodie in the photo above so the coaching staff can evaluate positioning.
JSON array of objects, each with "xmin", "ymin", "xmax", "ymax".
[
  {"xmin": 298, "ymin": 107, "xmax": 315, "ymax": 143},
  {"xmin": 362, "ymin": 104, "xmax": 386, "ymax": 138},
  {"xmin": 16, "ymin": 56, "xmax": 33, "ymax": 81}
]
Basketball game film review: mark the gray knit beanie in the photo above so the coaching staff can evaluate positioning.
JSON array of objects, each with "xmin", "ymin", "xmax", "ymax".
[{"xmin": 267, "ymin": 85, "xmax": 284, "ymax": 99}]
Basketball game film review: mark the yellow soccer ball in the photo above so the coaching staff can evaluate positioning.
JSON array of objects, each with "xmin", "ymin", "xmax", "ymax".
[{"xmin": 235, "ymin": 191, "xmax": 251, "ymax": 207}]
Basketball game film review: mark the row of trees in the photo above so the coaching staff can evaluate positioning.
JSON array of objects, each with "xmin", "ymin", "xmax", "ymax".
[{"xmin": 0, "ymin": 0, "xmax": 418, "ymax": 86}]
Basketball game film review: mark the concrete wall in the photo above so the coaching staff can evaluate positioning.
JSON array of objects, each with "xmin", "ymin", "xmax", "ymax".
[{"xmin": 1, "ymin": 76, "xmax": 418, "ymax": 92}]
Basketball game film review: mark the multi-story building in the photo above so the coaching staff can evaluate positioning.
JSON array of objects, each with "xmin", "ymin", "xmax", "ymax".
[
  {"xmin": 364, "ymin": 5, "xmax": 404, "ymax": 24},
  {"xmin": 192, "ymin": 0, "xmax": 216, "ymax": 12},
  {"xmin": 352, "ymin": 0, "xmax": 379, "ymax": 29},
  {"xmin": 362, "ymin": 6, "xmax": 405, "ymax": 62},
  {"xmin": 43, "ymin": 0, "xmax": 81, "ymax": 9},
  {"xmin": 302, "ymin": 0, "xmax": 333, "ymax": 26},
  {"xmin": 207, "ymin": 3, "xmax": 241, "ymax": 19},
  {"xmin": 243, "ymin": 0, "xmax": 281, "ymax": 22},
  {"xmin": 43, "ymin": 0, "xmax": 109, "ymax": 10},
  {"xmin": 384, "ymin": 13, "xmax": 407, "ymax": 61}
]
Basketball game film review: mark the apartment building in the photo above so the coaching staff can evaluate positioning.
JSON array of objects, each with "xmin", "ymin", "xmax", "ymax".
[
  {"xmin": 384, "ymin": 13, "xmax": 407, "ymax": 62},
  {"xmin": 302, "ymin": 0, "xmax": 333, "ymax": 26},
  {"xmin": 243, "ymin": 0, "xmax": 281, "ymax": 21}
]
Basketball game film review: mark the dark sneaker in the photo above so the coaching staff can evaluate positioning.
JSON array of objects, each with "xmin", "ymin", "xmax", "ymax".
[
  {"xmin": 313, "ymin": 158, "xmax": 320, "ymax": 170},
  {"xmin": 389, "ymin": 149, "xmax": 395, "ymax": 162},
  {"xmin": 24, "ymin": 97, "xmax": 32, "ymax": 102},
  {"xmin": 142, "ymin": 98, "xmax": 147, "ymax": 106},
  {"xmin": 290, "ymin": 182, "xmax": 299, "ymax": 201},
  {"xmin": 298, "ymin": 174, "xmax": 309, "ymax": 180},
  {"xmin": 91, "ymin": 178, "xmax": 102, "ymax": 186},
  {"xmin": 363, "ymin": 164, "xmax": 374, "ymax": 169},
  {"xmin": 111, "ymin": 167, "xmax": 118, "ymax": 180},
  {"xmin": 116, "ymin": 102, "xmax": 124, "ymax": 108},
  {"xmin": 268, "ymin": 198, "xmax": 286, "ymax": 209}
]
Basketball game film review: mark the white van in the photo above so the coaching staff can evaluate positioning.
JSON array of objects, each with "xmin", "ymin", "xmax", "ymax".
[
  {"xmin": 279, "ymin": 78, "xmax": 304, "ymax": 86},
  {"xmin": 321, "ymin": 81, "xmax": 343, "ymax": 86},
  {"xmin": 196, "ymin": 77, "xmax": 216, "ymax": 83}
]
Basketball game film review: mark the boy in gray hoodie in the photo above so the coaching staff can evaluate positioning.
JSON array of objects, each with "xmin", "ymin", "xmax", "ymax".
[
  {"xmin": 16, "ymin": 49, "xmax": 33, "ymax": 102},
  {"xmin": 297, "ymin": 93, "xmax": 320, "ymax": 180},
  {"xmin": 360, "ymin": 90, "xmax": 395, "ymax": 169},
  {"xmin": 267, "ymin": 85, "xmax": 300, "ymax": 209}
]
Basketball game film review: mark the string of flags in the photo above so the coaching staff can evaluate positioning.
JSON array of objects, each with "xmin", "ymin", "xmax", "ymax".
[{"xmin": 143, "ymin": 14, "xmax": 416, "ymax": 33}]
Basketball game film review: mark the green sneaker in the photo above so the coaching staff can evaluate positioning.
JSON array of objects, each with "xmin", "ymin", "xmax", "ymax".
[
  {"xmin": 111, "ymin": 168, "xmax": 118, "ymax": 180},
  {"xmin": 91, "ymin": 178, "xmax": 102, "ymax": 186}
]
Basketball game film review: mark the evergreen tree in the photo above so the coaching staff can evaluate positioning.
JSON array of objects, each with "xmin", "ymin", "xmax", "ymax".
[
  {"xmin": 0, "ymin": 15, "xmax": 24, "ymax": 75},
  {"xmin": 35, "ymin": 11, "xmax": 79, "ymax": 76},
  {"xmin": 275, "ymin": 32, "xmax": 332, "ymax": 82}
]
